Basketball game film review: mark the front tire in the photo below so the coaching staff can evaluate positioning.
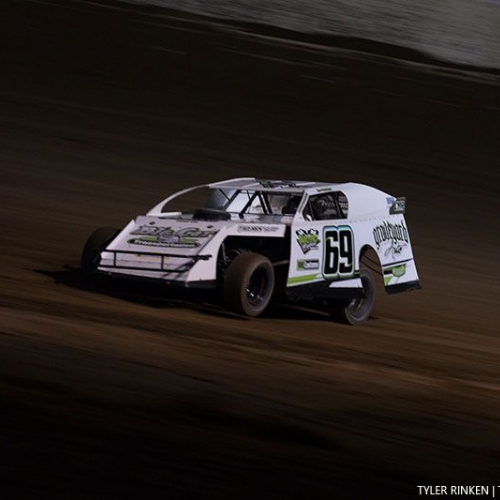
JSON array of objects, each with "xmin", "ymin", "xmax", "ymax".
[
  {"xmin": 327, "ymin": 268, "xmax": 376, "ymax": 325},
  {"xmin": 224, "ymin": 252, "xmax": 275, "ymax": 317},
  {"xmin": 81, "ymin": 226, "xmax": 119, "ymax": 274}
]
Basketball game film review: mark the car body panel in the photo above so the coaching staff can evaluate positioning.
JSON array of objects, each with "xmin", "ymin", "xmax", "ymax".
[{"xmin": 94, "ymin": 178, "xmax": 420, "ymax": 297}]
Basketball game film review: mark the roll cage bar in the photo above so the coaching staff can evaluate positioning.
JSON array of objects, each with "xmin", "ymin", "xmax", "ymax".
[{"xmin": 148, "ymin": 185, "xmax": 302, "ymax": 217}]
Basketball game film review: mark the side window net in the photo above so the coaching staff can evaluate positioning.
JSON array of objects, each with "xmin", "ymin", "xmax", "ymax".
[
  {"xmin": 338, "ymin": 192, "xmax": 348, "ymax": 217},
  {"xmin": 305, "ymin": 192, "xmax": 348, "ymax": 220}
]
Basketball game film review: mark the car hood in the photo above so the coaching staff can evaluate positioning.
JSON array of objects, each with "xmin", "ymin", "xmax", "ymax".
[
  {"xmin": 107, "ymin": 215, "xmax": 287, "ymax": 257},
  {"xmin": 107, "ymin": 216, "xmax": 228, "ymax": 257}
]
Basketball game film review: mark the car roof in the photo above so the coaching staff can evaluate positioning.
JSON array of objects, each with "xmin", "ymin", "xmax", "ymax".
[
  {"xmin": 209, "ymin": 177, "xmax": 385, "ymax": 194},
  {"xmin": 208, "ymin": 177, "xmax": 341, "ymax": 193},
  {"xmin": 208, "ymin": 178, "xmax": 393, "ymax": 218}
]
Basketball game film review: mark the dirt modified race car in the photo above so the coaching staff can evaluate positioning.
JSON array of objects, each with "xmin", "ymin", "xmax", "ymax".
[{"xmin": 82, "ymin": 178, "xmax": 420, "ymax": 324}]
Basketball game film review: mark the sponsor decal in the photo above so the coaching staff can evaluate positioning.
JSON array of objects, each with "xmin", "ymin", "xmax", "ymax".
[
  {"xmin": 128, "ymin": 225, "xmax": 217, "ymax": 248},
  {"xmin": 384, "ymin": 263, "xmax": 407, "ymax": 285},
  {"xmin": 392, "ymin": 264, "xmax": 407, "ymax": 277},
  {"xmin": 372, "ymin": 220, "xmax": 409, "ymax": 258},
  {"xmin": 297, "ymin": 259, "xmax": 319, "ymax": 271},
  {"xmin": 296, "ymin": 228, "xmax": 320, "ymax": 254},
  {"xmin": 237, "ymin": 225, "xmax": 280, "ymax": 233}
]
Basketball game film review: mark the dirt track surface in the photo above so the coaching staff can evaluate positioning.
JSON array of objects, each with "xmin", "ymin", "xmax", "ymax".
[{"xmin": 1, "ymin": 1, "xmax": 500, "ymax": 498}]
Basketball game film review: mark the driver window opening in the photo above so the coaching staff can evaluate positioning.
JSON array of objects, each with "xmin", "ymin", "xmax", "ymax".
[
  {"xmin": 303, "ymin": 192, "xmax": 348, "ymax": 220},
  {"xmin": 223, "ymin": 191, "xmax": 303, "ymax": 216}
]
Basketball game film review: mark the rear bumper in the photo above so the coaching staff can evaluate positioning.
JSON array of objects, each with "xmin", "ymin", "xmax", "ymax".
[{"xmin": 385, "ymin": 280, "xmax": 422, "ymax": 294}]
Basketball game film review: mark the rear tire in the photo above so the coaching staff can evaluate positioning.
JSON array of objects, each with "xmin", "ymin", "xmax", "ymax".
[
  {"xmin": 327, "ymin": 268, "xmax": 375, "ymax": 325},
  {"xmin": 224, "ymin": 252, "xmax": 275, "ymax": 317},
  {"xmin": 81, "ymin": 226, "xmax": 119, "ymax": 274}
]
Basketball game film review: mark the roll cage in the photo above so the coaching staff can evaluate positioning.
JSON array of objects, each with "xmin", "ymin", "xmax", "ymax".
[{"xmin": 147, "ymin": 185, "xmax": 305, "ymax": 219}]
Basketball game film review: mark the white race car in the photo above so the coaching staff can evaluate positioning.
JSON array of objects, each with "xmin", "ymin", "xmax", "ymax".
[{"xmin": 82, "ymin": 178, "xmax": 420, "ymax": 324}]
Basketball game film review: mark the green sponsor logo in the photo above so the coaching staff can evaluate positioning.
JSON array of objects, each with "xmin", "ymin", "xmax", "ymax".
[
  {"xmin": 297, "ymin": 259, "xmax": 319, "ymax": 271},
  {"xmin": 128, "ymin": 225, "xmax": 217, "ymax": 248},
  {"xmin": 392, "ymin": 264, "xmax": 406, "ymax": 277},
  {"xmin": 128, "ymin": 237, "xmax": 199, "ymax": 248},
  {"xmin": 384, "ymin": 263, "xmax": 407, "ymax": 285},
  {"xmin": 296, "ymin": 229, "xmax": 320, "ymax": 254}
]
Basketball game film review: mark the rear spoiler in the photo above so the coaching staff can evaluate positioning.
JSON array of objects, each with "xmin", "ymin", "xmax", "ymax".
[{"xmin": 389, "ymin": 197, "xmax": 406, "ymax": 215}]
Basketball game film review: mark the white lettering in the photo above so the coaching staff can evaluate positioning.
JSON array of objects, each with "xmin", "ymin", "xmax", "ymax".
[
  {"xmin": 417, "ymin": 486, "xmax": 448, "ymax": 495},
  {"xmin": 450, "ymin": 485, "xmax": 491, "ymax": 495},
  {"xmin": 238, "ymin": 225, "xmax": 280, "ymax": 233}
]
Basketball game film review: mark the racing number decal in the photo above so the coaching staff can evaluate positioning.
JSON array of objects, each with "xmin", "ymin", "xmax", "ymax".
[{"xmin": 323, "ymin": 226, "xmax": 354, "ymax": 279}]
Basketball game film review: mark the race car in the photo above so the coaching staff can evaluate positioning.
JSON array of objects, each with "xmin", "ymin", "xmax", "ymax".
[{"xmin": 82, "ymin": 178, "xmax": 420, "ymax": 324}]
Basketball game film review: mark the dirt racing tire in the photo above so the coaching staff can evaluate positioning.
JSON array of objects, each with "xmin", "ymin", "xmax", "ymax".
[
  {"xmin": 224, "ymin": 252, "xmax": 275, "ymax": 317},
  {"xmin": 81, "ymin": 226, "xmax": 119, "ymax": 274},
  {"xmin": 327, "ymin": 268, "xmax": 376, "ymax": 325}
]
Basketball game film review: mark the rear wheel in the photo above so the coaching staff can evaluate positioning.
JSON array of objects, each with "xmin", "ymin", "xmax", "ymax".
[
  {"xmin": 224, "ymin": 252, "xmax": 275, "ymax": 317},
  {"xmin": 327, "ymin": 268, "xmax": 375, "ymax": 325},
  {"xmin": 81, "ymin": 226, "xmax": 119, "ymax": 274}
]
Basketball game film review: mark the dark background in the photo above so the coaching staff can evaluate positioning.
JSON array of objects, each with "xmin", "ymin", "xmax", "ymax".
[{"xmin": 1, "ymin": 1, "xmax": 499, "ymax": 498}]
